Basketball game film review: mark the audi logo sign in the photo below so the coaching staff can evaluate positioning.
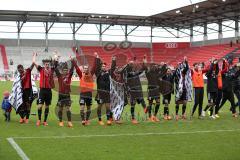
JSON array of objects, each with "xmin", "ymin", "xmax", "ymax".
[{"xmin": 165, "ymin": 43, "xmax": 178, "ymax": 48}]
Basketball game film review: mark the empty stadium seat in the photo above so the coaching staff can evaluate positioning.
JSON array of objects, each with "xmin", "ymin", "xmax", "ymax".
[{"xmin": 2, "ymin": 43, "xmax": 238, "ymax": 74}]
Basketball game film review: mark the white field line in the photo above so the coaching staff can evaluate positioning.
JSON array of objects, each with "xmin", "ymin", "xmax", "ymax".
[
  {"xmin": 8, "ymin": 129, "xmax": 240, "ymax": 139},
  {"xmin": 7, "ymin": 138, "xmax": 30, "ymax": 160}
]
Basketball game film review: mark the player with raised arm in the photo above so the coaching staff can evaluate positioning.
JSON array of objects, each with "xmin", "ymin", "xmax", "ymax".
[
  {"xmin": 121, "ymin": 57, "xmax": 148, "ymax": 124},
  {"xmin": 203, "ymin": 58, "xmax": 219, "ymax": 119},
  {"xmin": 143, "ymin": 56, "xmax": 167, "ymax": 122},
  {"xmin": 17, "ymin": 57, "xmax": 35, "ymax": 123},
  {"xmin": 215, "ymin": 60, "xmax": 237, "ymax": 117},
  {"xmin": 33, "ymin": 52, "xmax": 55, "ymax": 126},
  {"xmin": 190, "ymin": 62, "xmax": 208, "ymax": 119},
  {"xmin": 54, "ymin": 58, "xmax": 74, "ymax": 127},
  {"xmin": 94, "ymin": 52, "xmax": 112, "ymax": 126},
  {"xmin": 162, "ymin": 67, "xmax": 174, "ymax": 120},
  {"xmin": 174, "ymin": 56, "xmax": 192, "ymax": 120},
  {"xmin": 72, "ymin": 56, "xmax": 95, "ymax": 126}
]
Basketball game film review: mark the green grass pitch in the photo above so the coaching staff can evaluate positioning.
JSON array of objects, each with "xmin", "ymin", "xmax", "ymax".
[{"xmin": 0, "ymin": 81, "xmax": 240, "ymax": 160}]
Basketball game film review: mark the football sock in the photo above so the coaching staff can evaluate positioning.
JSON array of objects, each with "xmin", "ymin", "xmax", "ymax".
[{"xmin": 44, "ymin": 108, "xmax": 49, "ymax": 122}]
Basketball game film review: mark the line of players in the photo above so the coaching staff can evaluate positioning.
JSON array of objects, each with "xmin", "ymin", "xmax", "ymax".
[{"xmin": 15, "ymin": 52, "xmax": 240, "ymax": 127}]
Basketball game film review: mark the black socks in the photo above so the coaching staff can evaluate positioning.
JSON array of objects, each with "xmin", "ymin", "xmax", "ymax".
[{"xmin": 44, "ymin": 108, "xmax": 49, "ymax": 122}]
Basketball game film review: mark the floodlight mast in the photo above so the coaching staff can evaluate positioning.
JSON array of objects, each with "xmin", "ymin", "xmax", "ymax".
[
  {"xmin": 44, "ymin": 22, "xmax": 54, "ymax": 52},
  {"xmin": 235, "ymin": 16, "xmax": 239, "ymax": 40},
  {"xmin": 218, "ymin": 19, "xmax": 223, "ymax": 43},
  {"xmin": 72, "ymin": 22, "xmax": 76, "ymax": 47},
  {"xmin": 203, "ymin": 22, "xmax": 208, "ymax": 45},
  {"xmin": 125, "ymin": 25, "xmax": 128, "ymax": 41},
  {"xmin": 16, "ymin": 21, "xmax": 24, "ymax": 47},
  {"xmin": 150, "ymin": 26, "xmax": 153, "ymax": 63},
  {"xmin": 190, "ymin": 24, "xmax": 194, "ymax": 45},
  {"xmin": 71, "ymin": 22, "xmax": 83, "ymax": 48}
]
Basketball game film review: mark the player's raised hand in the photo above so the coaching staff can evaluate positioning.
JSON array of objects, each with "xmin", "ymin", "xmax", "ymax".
[
  {"xmin": 32, "ymin": 52, "xmax": 37, "ymax": 63},
  {"xmin": 184, "ymin": 56, "xmax": 187, "ymax": 61},
  {"xmin": 143, "ymin": 54, "xmax": 147, "ymax": 63},
  {"xmin": 129, "ymin": 60, "xmax": 134, "ymax": 64},
  {"xmin": 33, "ymin": 52, "xmax": 37, "ymax": 57},
  {"xmin": 211, "ymin": 57, "xmax": 215, "ymax": 63}
]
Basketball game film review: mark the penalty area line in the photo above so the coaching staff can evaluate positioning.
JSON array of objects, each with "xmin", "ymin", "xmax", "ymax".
[
  {"xmin": 8, "ymin": 128, "xmax": 240, "ymax": 139},
  {"xmin": 7, "ymin": 138, "xmax": 30, "ymax": 160}
]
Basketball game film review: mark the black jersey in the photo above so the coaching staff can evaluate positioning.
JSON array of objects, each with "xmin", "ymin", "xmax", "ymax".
[{"xmin": 206, "ymin": 63, "xmax": 219, "ymax": 93}]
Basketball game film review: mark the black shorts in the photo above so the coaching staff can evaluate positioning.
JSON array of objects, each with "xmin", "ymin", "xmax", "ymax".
[
  {"xmin": 96, "ymin": 90, "xmax": 110, "ymax": 104},
  {"xmin": 23, "ymin": 88, "xmax": 33, "ymax": 104},
  {"xmin": 163, "ymin": 93, "xmax": 171, "ymax": 104},
  {"xmin": 179, "ymin": 89, "xmax": 187, "ymax": 101},
  {"xmin": 37, "ymin": 88, "xmax": 52, "ymax": 106},
  {"xmin": 130, "ymin": 97, "xmax": 145, "ymax": 106},
  {"xmin": 57, "ymin": 94, "xmax": 71, "ymax": 107},
  {"xmin": 129, "ymin": 89, "xmax": 143, "ymax": 100},
  {"xmin": 207, "ymin": 92, "xmax": 217, "ymax": 104},
  {"xmin": 148, "ymin": 87, "xmax": 160, "ymax": 99},
  {"xmin": 80, "ymin": 92, "xmax": 92, "ymax": 106}
]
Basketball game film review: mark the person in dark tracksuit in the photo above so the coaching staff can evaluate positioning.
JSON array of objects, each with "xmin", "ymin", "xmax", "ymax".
[
  {"xmin": 233, "ymin": 63, "xmax": 240, "ymax": 114},
  {"xmin": 207, "ymin": 59, "xmax": 228, "ymax": 118},
  {"xmin": 216, "ymin": 65, "xmax": 237, "ymax": 117},
  {"xmin": 203, "ymin": 59, "xmax": 219, "ymax": 119},
  {"xmin": 213, "ymin": 59, "xmax": 229, "ymax": 118}
]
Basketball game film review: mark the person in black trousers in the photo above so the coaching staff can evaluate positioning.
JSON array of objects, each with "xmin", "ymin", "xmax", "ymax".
[
  {"xmin": 204, "ymin": 59, "xmax": 219, "ymax": 119},
  {"xmin": 162, "ymin": 68, "xmax": 174, "ymax": 120},
  {"xmin": 216, "ymin": 65, "xmax": 237, "ymax": 117},
  {"xmin": 233, "ymin": 63, "xmax": 240, "ymax": 114},
  {"xmin": 191, "ymin": 63, "xmax": 207, "ymax": 119}
]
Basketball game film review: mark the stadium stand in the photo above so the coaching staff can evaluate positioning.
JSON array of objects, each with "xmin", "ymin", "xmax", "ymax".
[
  {"xmin": 1, "ymin": 42, "xmax": 240, "ymax": 74},
  {"xmin": 229, "ymin": 45, "xmax": 240, "ymax": 65},
  {"xmin": 78, "ymin": 46, "xmax": 151, "ymax": 67},
  {"xmin": 78, "ymin": 43, "xmax": 239, "ymax": 67},
  {"xmin": 3, "ymin": 46, "xmax": 74, "ymax": 74},
  {"xmin": 167, "ymin": 44, "xmax": 238, "ymax": 66}
]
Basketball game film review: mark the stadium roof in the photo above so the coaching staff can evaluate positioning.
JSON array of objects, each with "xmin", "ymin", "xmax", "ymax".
[
  {"xmin": 0, "ymin": 0, "xmax": 239, "ymax": 29},
  {"xmin": 0, "ymin": 0, "xmax": 205, "ymax": 16},
  {"xmin": 151, "ymin": 0, "xmax": 240, "ymax": 29}
]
